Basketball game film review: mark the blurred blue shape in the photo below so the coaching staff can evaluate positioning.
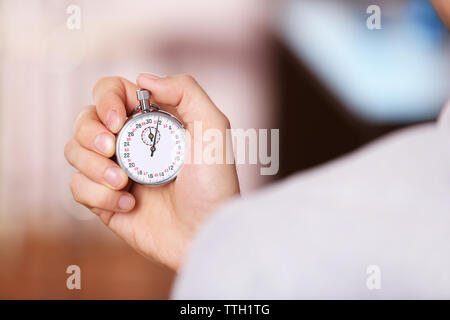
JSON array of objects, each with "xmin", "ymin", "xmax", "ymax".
[
  {"xmin": 279, "ymin": 0, "xmax": 450, "ymax": 124},
  {"xmin": 405, "ymin": 0, "xmax": 447, "ymax": 43}
]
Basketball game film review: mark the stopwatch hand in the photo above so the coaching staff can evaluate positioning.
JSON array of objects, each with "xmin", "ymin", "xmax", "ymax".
[
  {"xmin": 148, "ymin": 127, "xmax": 154, "ymax": 142},
  {"xmin": 150, "ymin": 117, "xmax": 160, "ymax": 156}
]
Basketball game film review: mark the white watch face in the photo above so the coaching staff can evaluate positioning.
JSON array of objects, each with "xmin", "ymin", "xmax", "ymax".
[{"xmin": 116, "ymin": 111, "xmax": 186, "ymax": 185}]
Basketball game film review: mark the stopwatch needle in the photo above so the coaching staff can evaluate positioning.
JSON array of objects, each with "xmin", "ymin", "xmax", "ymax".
[
  {"xmin": 151, "ymin": 117, "xmax": 160, "ymax": 157},
  {"xmin": 148, "ymin": 127, "xmax": 154, "ymax": 142}
]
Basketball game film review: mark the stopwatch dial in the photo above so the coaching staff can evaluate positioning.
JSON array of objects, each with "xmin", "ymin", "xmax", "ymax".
[
  {"xmin": 116, "ymin": 112, "xmax": 186, "ymax": 185},
  {"xmin": 141, "ymin": 126, "xmax": 161, "ymax": 146}
]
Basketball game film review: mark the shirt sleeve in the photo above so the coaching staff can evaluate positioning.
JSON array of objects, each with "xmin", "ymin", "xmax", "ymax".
[{"xmin": 173, "ymin": 103, "xmax": 450, "ymax": 299}]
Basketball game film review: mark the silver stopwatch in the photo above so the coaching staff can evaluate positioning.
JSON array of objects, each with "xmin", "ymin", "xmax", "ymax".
[{"xmin": 116, "ymin": 89, "xmax": 186, "ymax": 185}]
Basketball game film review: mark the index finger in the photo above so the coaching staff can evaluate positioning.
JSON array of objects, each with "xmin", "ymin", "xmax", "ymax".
[{"xmin": 92, "ymin": 76, "xmax": 140, "ymax": 133}]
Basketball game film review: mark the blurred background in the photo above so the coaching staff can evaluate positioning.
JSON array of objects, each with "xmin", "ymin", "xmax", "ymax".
[{"xmin": 0, "ymin": 0, "xmax": 448, "ymax": 299}]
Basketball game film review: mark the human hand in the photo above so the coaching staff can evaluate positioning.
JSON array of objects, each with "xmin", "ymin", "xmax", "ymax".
[{"xmin": 64, "ymin": 74, "xmax": 240, "ymax": 270}]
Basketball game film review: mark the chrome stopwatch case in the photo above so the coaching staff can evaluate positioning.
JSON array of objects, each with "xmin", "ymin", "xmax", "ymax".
[{"xmin": 116, "ymin": 89, "xmax": 186, "ymax": 185}]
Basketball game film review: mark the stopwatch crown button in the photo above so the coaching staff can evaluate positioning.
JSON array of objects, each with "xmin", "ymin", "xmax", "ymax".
[
  {"xmin": 136, "ymin": 89, "xmax": 150, "ymax": 101},
  {"xmin": 137, "ymin": 89, "xmax": 151, "ymax": 111}
]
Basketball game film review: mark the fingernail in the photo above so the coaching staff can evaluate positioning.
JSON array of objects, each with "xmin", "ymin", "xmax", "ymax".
[
  {"xmin": 104, "ymin": 167, "xmax": 125, "ymax": 188},
  {"xmin": 105, "ymin": 110, "xmax": 120, "ymax": 133},
  {"xmin": 94, "ymin": 133, "xmax": 114, "ymax": 155},
  {"xmin": 118, "ymin": 195, "xmax": 134, "ymax": 210}
]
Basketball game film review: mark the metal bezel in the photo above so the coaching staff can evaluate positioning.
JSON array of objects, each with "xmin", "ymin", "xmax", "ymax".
[{"xmin": 115, "ymin": 110, "xmax": 186, "ymax": 186}]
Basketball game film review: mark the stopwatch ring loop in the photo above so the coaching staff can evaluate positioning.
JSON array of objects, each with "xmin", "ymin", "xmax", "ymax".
[{"xmin": 131, "ymin": 103, "xmax": 161, "ymax": 116}]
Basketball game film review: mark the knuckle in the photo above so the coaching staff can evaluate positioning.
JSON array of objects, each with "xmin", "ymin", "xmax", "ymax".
[
  {"xmin": 74, "ymin": 119, "xmax": 92, "ymax": 144},
  {"xmin": 73, "ymin": 105, "xmax": 95, "ymax": 133},
  {"xmin": 64, "ymin": 139, "xmax": 75, "ymax": 164},
  {"xmin": 92, "ymin": 76, "xmax": 124, "ymax": 97},
  {"xmin": 179, "ymin": 74, "xmax": 197, "ymax": 86},
  {"xmin": 93, "ymin": 76, "xmax": 113, "ymax": 94},
  {"xmin": 69, "ymin": 173, "xmax": 81, "ymax": 201},
  {"xmin": 79, "ymin": 104, "xmax": 94, "ymax": 114}
]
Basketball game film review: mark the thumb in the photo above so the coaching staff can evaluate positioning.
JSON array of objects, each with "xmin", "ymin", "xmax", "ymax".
[{"xmin": 136, "ymin": 73, "xmax": 228, "ymax": 129}]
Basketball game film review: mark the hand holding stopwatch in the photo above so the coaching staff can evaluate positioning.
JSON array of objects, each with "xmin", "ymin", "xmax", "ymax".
[
  {"xmin": 65, "ymin": 74, "xmax": 240, "ymax": 270},
  {"xmin": 115, "ymin": 89, "xmax": 186, "ymax": 186}
]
